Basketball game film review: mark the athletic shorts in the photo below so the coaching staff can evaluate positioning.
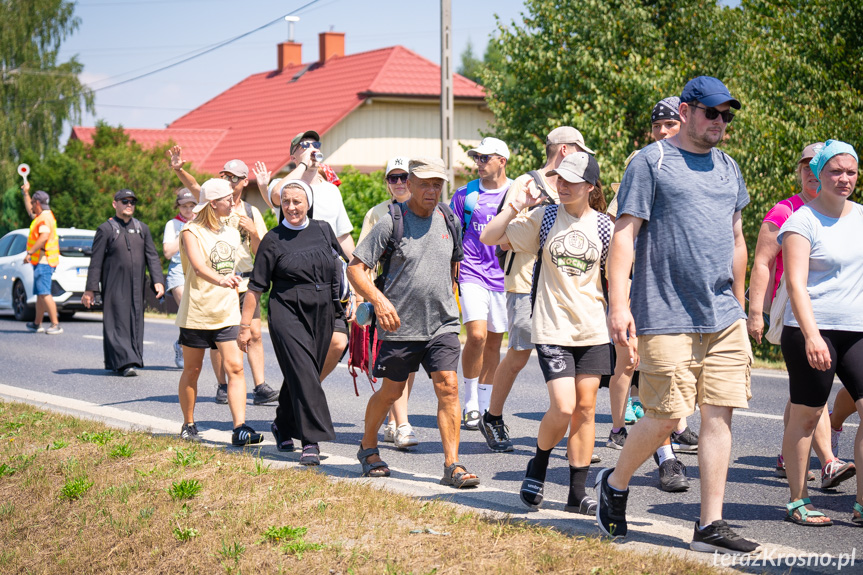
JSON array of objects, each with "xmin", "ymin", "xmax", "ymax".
[
  {"xmin": 782, "ymin": 326, "xmax": 863, "ymax": 406},
  {"xmin": 535, "ymin": 342, "xmax": 614, "ymax": 382},
  {"xmin": 165, "ymin": 263, "xmax": 184, "ymax": 293},
  {"xmin": 637, "ymin": 319, "xmax": 752, "ymax": 419},
  {"xmin": 333, "ymin": 315, "xmax": 348, "ymax": 336},
  {"xmin": 237, "ymin": 290, "xmax": 261, "ymax": 320},
  {"xmin": 506, "ymin": 292, "xmax": 533, "ymax": 351},
  {"xmin": 458, "ymin": 283, "xmax": 507, "ymax": 333},
  {"xmin": 179, "ymin": 326, "xmax": 239, "ymax": 350},
  {"xmin": 373, "ymin": 332, "xmax": 461, "ymax": 382},
  {"xmin": 33, "ymin": 263, "xmax": 55, "ymax": 296}
]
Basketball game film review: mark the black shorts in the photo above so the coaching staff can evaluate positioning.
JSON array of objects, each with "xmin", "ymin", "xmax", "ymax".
[
  {"xmin": 373, "ymin": 332, "xmax": 460, "ymax": 382},
  {"xmin": 535, "ymin": 343, "xmax": 615, "ymax": 383},
  {"xmin": 334, "ymin": 315, "xmax": 348, "ymax": 336},
  {"xmin": 238, "ymin": 290, "xmax": 261, "ymax": 320},
  {"xmin": 782, "ymin": 326, "xmax": 863, "ymax": 407},
  {"xmin": 179, "ymin": 326, "xmax": 239, "ymax": 350}
]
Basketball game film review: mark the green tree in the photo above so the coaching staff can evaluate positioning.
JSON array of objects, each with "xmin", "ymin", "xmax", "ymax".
[
  {"xmin": 457, "ymin": 39, "xmax": 484, "ymax": 84},
  {"xmin": 0, "ymin": 0, "xmax": 93, "ymax": 193},
  {"xmin": 338, "ymin": 167, "xmax": 389, "ymax": 243}
]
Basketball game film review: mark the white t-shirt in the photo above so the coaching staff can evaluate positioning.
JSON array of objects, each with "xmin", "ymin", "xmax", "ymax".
[
  {"xmin": 311, "ymin": 181, "xmax": 353, "ymax": 237},
  {"xmin": 163, "ymin": 218, "xmax": 185, "ymax": 266}
]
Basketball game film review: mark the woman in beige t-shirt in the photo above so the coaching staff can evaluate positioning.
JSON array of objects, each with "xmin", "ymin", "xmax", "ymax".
[
  {"xmin": 176, "ymin": 178, "xmax": 263, "ymax": 447},
  {"xmin": 481, "ymin": 152, "xmax": 612, "ymax": 515}
]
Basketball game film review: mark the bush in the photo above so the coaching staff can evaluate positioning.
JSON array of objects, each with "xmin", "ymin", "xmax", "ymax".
[{"xmin": 338, "ymin": 166, "xmax": 389, "ymax": 243}]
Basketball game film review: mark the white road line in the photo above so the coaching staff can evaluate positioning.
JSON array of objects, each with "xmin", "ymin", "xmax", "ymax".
[{"xmin": 82, "ymin": 334, "xmax": 153, "ymax": 345}]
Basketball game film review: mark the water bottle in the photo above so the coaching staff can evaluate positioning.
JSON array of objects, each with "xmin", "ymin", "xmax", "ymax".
[
  {"xmin": 312, "ymin": 151, "xmax": 324, "ymax": 163},
  {"xmin": 355, "ymin": 302, "xmax": 375, "ymax": 326}
]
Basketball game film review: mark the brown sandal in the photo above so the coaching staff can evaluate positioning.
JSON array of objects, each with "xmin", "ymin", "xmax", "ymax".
[{"xmin": 440, "ymin": 462, "xmax": 480, "ymax": 488}]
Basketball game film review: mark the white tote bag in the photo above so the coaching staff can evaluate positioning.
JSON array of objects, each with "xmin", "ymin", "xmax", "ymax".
[{"xmin": 765, "ymin": 277, "xmax": 789, "ymax": 345}]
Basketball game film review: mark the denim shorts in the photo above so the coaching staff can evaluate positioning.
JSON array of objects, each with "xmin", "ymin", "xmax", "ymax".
[{"xmin": 33, "ymin": 263, "xmax": 55, "ymax": 296}]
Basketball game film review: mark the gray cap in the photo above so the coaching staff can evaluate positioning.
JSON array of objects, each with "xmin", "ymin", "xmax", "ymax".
[
  {"xmin": 175, "ymin": 188, "xmax": 197, "ymax": 205},
  {"xmin": 31, "ymin": 190, "xmax": 50, "ymax": 206},
  {"xmin": 546, "ymin": 152, "xmax": 600, "ymax": 186},
  {"xmin": 409, "ymin": 157, "xmax": 448, "ymax": 181},
  {"xmin": 221, "ymin": 159, "xmax": 249, "ymax": 178},
  {"xmin": 545, "ymin": 126, "xmax": 595, "ymax": 154}
]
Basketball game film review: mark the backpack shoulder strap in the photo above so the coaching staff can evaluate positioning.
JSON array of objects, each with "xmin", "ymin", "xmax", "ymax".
[
  {"xmin": 378, "ymin": 203, "xmax": 405, "ymax": 283},
  {"xmin": 529, "ymin": 204, "xmax": 560, "ymax": 311},
  {"xmin": 437, "ymin": 202, "xmax": 464, "ymax": 262},
  {"xmin": 243, "ymin": 200, "xmax": 254, "ymax": 221},
  {"xmin": 462, "ymin": 180, "xmax": 481, "ymax": 229},
  {"xmin": 596, "ymin": 212, "xmax": 612, "ymax": 268},
  {"xmin": 656, "ymin": 141, "xmax": 666, "ymax": 172},
  {"xmin": 527, "ymin": 170, "xmax": 550, "ymax": 201}
]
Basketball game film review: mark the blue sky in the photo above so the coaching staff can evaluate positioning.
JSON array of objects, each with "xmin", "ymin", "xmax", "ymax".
[{"xmin": 58, "ymin": 0, "xmax": 527, "ymax": 133}]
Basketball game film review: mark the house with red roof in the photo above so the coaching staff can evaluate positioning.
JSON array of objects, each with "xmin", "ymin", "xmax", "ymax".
[{"xmin": 71, "ymin": 32, "xmax": 491, "ymax": 187}]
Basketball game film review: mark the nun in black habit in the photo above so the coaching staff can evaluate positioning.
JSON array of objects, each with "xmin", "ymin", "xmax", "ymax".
[
  {"xmin": 238, "ymin": 179, "xmax": 341, "ymax": 466},
  {"xmin": 83, "ymin": 189, "xmax": 165, "ymax": 376}
]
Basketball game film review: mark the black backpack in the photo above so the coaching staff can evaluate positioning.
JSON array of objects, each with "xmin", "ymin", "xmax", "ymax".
[{"xmin": 495, "ymin": 170, "xmax": 554, "ymax": 274}]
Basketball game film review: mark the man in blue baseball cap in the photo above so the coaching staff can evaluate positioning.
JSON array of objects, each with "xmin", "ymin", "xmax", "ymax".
[{"xmin": 597, "ymin": 76, "xmax": 760, "ymax": 556}]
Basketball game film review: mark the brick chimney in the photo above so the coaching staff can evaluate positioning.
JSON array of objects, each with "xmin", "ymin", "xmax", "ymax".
[
  {"xmin": 318, "ymin": 31, "xmax": 345, "ymax": 64},
  {"xmin": 278, "ymin": 41, "xmax": 302, "ymax": 71}
]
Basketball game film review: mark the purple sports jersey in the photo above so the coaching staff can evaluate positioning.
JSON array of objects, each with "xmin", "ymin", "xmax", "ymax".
[{"xmin": 450, "ymin": 179, "xmax": 512, "ymax": 291}]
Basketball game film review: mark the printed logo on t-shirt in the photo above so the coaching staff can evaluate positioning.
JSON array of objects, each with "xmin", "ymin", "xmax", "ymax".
[
  {"xmin": 548, "ymin": 231, "xmax": 599, "ymax": 276},
  {"xmin": 209, "ymin": 241, "xmax": 236, "ymax": 275}
]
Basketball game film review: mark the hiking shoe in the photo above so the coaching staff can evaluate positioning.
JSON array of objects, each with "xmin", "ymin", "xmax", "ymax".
[
  {"xmin": 479, "ymin": 415, "xmax": 514, "ymax": 452},
  {"xmin": 671, "ymin": 427, "xmax": 699, "ymax": 454},
  {"xmin": 231, "ymin": 423, "xmax": 263, "ymax": 446},
  {"xmin": 690, "ymin": 520, "xmax": 760, "ymax": 555},
  {"xmin": 607, "ymin": 427, "xmax": 628, "ymax": 450},
  {"xmin": 299, "ymin": 443, "xmax": 320, "ymax": 466},
  {"xmin": 173, "ymin": 339, "xmax": 183, "ymax": 369},
  {"xmin": 271, "ymin": 421, "xmax": 294, "ymax": 452},
  {"xmin": 519, "ymin": 458, "xmax": 545, "ymax": 509},
  {"xmin": 180, "ymin": 422, "xmax": 202, "ymax": 442},
  {"xmin": 25, "ymin": 322, "xmax": 44, "ymax": 333},
  {"xmin": 44, "ymin": 323, "xmax": 63, "ymax": 335},
  {"xmin": 382, "ymin": 421, "xmax": 396, "ymax": 443},
  {"xmin": 253, "ymin": 382, "xmax": 279, "ymax": 405},
  {"xmin": 624, "ymin": 398, "xmax": 637, "ymax": 424},
  {"xmin": 631, "ymin": 399, "xmax": 645, "ymax": 419},
  {"xmin": 595, "ymin": 467, "xmax": 628, "ymax": 538},
  {"xmin": 821, "ymin": 458, "xmax": 856, "ymax": 489},
  {"xmin": 215, "ymin": 383, "xmax": 228, "ymax": 404},
  {"xmin": 653, "ymin": 453, "xmax": 690, "ymax": 492},
  {"xmin": 394, "ymin": 424, "xmax": 418, "ymax": 449},
  {"xmin": 831, "ymin": 425, "xmax": 842, "ymax": 459},
  {"xmin": 122, "ymin": 366, "xmax": 138, "ymax": 377}
]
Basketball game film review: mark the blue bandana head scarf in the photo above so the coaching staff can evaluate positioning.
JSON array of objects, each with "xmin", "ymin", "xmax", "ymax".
[{"xmin": 809, "ymin": 139, "xmax": 858, "ymax": 193}]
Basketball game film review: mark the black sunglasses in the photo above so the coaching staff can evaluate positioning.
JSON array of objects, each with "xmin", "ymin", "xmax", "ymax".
[
  {"xmin": 221, "ymin": 173, "xmax": 243, "ymax": 184},
  {"xmin": 120, "ymin": 198, "xmax": 137, "ymax": 206},
  {"xmin": 474, "ymin": 154, "xmax": 497, "ymax": 164},
  {"xmin": 691, "ymin": 104, "xmax": 735, "ymax": 124},
  {"xmin": 299, "ymin": 141, "xmax": 322, "ymax": 150},
  {"xmin": 386, "ymin": 173, "xmax": 408, "ymax": 184}
]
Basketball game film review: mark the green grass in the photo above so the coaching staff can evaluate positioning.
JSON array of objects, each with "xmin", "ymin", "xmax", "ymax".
[
  {"xmin": 59, "ymin": 476, "xmax": 94, "ymax": 501},
  {"xmin": 168, "ymin": 478, "xmax": 202, "ymax": 500}
]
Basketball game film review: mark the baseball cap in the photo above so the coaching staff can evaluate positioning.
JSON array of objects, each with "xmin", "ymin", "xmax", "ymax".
[
  {"xmin": 290, "ymin": 130, "xmax": 321, "ymax": 154},
  {"xmin": 175, "ymin": 188, "xmax": 197, "ymax": 205},
  {"xmin": 468, "ymin": 137, "xmax": 510, "ymax": 160},
  {"xmin": 221, "ymin": 159, "xmax": 248, "ymax": 178},
  {"xmin": 680, "ymin": 76, "xmax": 741, "ymax": 110},
  {"xmin": 408, "ymin": 157, "xmax": 448, "ymax": 181},
  {"xmin": 546, "ymin": 152, "xmax": 600, "ymax": 186},
  {"xmin": 31, "ymin": 190, "xmax": 50, "ymax": 206},
  {"xmin": 545, "ymin": 127, "xmax": 595, "ymax": 155},
  {"xmin": 799, "ymin": 142, "xmax": 825, "ymax": 164},
  {"xmin": 114, "ymin": 189, "xmax": 137, "ymax": 201},
  {"xmin": 192, "ymin": 179, "xmax": 233, "ymax": 213},
  {"xmin": 385, "ymin": 156, "xmax": 410, "ymax": 176}
]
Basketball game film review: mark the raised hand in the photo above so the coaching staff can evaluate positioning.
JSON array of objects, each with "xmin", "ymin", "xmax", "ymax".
[{"xmin": 167, "ymin": 145, "xmax": 184, "ymax": 171}]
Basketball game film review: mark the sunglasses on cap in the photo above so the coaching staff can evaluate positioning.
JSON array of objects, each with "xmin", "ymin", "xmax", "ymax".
[
  {"xmin": 473, "ymin": 154, "xmax": 498, "ymax": 164},
  {"xmin": 220, "ymin": 173, "xmax": 243, "ymax": 184},
  {"xmin": 120, "ymin": 198, "xmax": 137, "ymax": 206},
  {"xmin": 299, "ymin": 141, "xmax": 322, "ymax": 150},
  {"xmin": 386, "ymin": 173, "xmax": 408, "ymax": 184},
  {"xmin": 691, "ymin": 104, "xmax": 735, "ymax": 124}
]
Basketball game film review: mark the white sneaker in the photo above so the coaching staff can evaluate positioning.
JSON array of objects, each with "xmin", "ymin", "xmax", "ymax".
[
  {"xmin": 382, "ymin": 421, "xmax": 396, "ymax": 443},
  {"xmin": 394, "ymin": 424, "xmax": 418, "ymax": 449},
  {"xmin": 173, "ymin": 339, "xmax": 184, "ymax": 369}
]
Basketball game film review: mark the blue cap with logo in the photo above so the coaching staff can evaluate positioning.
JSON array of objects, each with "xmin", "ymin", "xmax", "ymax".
[{"xmin": 680, "ymin": 76, "xmax": 741, "ymax": 110}]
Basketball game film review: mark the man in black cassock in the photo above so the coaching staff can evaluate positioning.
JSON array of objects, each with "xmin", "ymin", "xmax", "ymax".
[{"xmin": 83, "ymin": 189, "xmax": 165, "ymax": 376}]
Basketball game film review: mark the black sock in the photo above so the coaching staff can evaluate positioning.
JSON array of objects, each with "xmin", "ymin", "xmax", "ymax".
[
  {"xmin": 567, "ymin": 465, "xmax": 590, "ymax": 506},
  {"xmin": 484, "ymin": 411, "xmax": 503, "ymax": 424},
  {"xmin": 527, "ymin": 445, "xmax": 552, "ymax": 481}
]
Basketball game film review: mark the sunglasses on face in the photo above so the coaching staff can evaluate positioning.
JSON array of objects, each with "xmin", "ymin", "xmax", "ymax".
[
  {"xmin": 691, "ymin": 104, "xmax": 735, "ymax": 124},
  {"xmin": 474, "ymin": 154, "xmax": 497, "ymax": 164},
  {"xmin": 120, "ymin": 199, "xmax": 137, "ymax": 206},
  {"xmin": 221, "ymin": 173, "xmax": 242, "ymax": 184},
  {"xmin": 386, "ymin": 173, "xmax": 408, "ymax": 184},
  {"xmin": 299, "ymin": 141, "xmax": 322, "ymax": 150}
]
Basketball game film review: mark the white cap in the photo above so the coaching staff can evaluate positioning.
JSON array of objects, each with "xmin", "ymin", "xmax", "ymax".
[
  {"xmin": 192, "ymin": 178, "xmax": 233, "ymax": 213},
  {"xmin": 385, "ymin": 156, "xmax": 410, "ymax": 176},
  {"xmin": 468, "ymin": 137, "xmax": 510, "ymax": 160}
]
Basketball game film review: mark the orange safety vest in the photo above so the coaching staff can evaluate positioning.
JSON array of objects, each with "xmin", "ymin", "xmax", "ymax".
[{"xmin": 27, "ymin": 210, "xmax": 60, "ymax": 267}]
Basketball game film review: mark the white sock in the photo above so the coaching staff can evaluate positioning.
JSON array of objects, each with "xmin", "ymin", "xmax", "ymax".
[
  {"xmin": 477, "ymin": 384, "xmax": 492, "ymax": 415},
  {"xmin": 656, "ymin": 444, "xmax": 675, "ymax": 465},
  {"xmin": 463, "ymin": 377, "xmax": 479, "ymax": 413}
]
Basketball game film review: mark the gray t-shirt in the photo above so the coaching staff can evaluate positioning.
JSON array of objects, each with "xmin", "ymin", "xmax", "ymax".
[
  {"xmin": 617, "ymin": 140, "xmax": 749, "ymax": 334},
  {"xmin": 778, "ymin": 203, "xmax": 863, "ymax": 331},
  {"xmin": 354, "ymin": 203, "xmax": 462, "ymax": 341}
]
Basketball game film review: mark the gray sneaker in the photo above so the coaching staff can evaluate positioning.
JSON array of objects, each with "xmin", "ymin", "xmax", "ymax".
[
  {"xmin": 253, "ymin": 382, "xmax": 279, "ymax": 405},
  {"xmin": 607, "ymin": 427, "xmax": 628, "ymax": 450},
  {"xmin": 180, "ymin": 422, "xmax": 202, "ymax": 442},
  {"xmin": 215, "ymin": 383, "xmax": 228, "ymax": 404},
  {"xmin": 44, "ymin": 323, "xmax": 63, "ymax": 335},
  {"xmin": 671, "ymin": 427, "xmax": 699, "ymax": 454},
  {"xmin": 26, "ymin": 322, "xmax": 44, "ymax": 333},
  {"xmin": 478, "ymin": 414, "xmax": 514, "ymax": 452}
]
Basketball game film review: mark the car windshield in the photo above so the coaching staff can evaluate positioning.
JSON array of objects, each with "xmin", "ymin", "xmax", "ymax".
[{"xmin": 59, "ymin": 235, "xmax": 94, "ymax": 257}]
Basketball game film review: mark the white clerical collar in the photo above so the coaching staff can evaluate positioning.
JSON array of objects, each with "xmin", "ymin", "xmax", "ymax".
[{"xmin": 282, "ymin": 217, "xmax": 309, "ymax": 230}]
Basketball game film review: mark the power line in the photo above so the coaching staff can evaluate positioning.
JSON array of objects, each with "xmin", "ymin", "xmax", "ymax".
[{"xmin": 90, "ymin": 0, "xmax": 322, "ymax": 94}]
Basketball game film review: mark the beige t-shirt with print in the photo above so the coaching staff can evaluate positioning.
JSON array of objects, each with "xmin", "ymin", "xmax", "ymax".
[
  {"xmin": 176, "ymin": 222, "xmax": 242, "ymax": 330},
  {"xmin": 501, "ymin": 172, "xmax": 559, "ymax": 294},
  {"xmin": 505, "ymin": 205, "xmax": 610, "ymax": 347},
  {"xmin": 223, "ymin": 201, "xmax": 267, "ymax": 292}
]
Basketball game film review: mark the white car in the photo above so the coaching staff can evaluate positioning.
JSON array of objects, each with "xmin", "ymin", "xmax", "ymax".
[{"xmin": 0, "ymin": 227, "xmax": 101, "ymax": 321}]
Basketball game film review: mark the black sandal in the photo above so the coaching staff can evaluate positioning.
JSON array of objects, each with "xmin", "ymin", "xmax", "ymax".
[
  {"xmin": 565, "ymin": 496, "xmax": 597, "ymax": 516},
  {"xmin": 357, "ymin": 445, "xmax": 390, "ymax": 477},
  {"xmin": 440, "ymin": 462, "xmax": 480, "ymax": 488},
  {"xmin": 299, "ymin": 443, "xmax": 320, "ymax": 466},
  {"xmin": 271, "ymin": 422, "xmax": 295, "ymax": 453}
]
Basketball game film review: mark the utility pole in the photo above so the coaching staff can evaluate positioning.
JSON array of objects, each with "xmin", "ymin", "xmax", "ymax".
[{"xmin": 440, "ymin": 0, "xmax": 454, "ymax": 199}]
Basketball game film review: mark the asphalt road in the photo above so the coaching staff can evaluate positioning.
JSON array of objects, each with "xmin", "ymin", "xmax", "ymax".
[{"xmin": 0, "ymin": 313, "xmax": 860, "ymax": 574}]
